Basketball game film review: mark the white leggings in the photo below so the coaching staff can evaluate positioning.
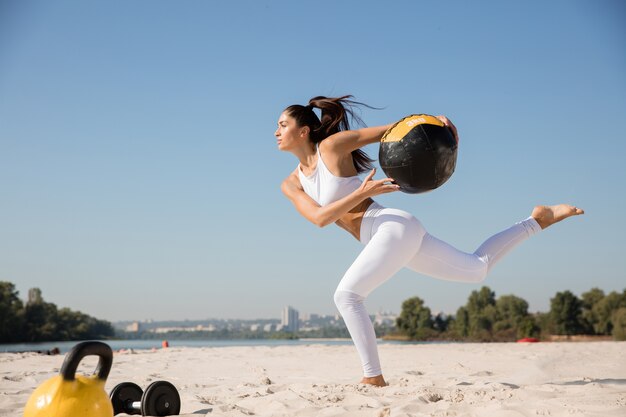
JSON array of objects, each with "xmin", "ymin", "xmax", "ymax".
[{"xmin": 334, "ymin": 202, "xmax": 542, "ymax": 377}]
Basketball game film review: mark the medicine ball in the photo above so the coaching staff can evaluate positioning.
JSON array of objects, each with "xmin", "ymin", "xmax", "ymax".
[{"xmin": 379, "ymin": 114, "xmax": 457, "ymax": 194}]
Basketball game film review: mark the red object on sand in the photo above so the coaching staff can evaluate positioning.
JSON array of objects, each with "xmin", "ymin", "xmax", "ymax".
[
  {"xmin": 162, "ymin": 340, "xmax": 169, "ymax": 348},
  {"xmin": 517, "ymin": 337, "xmax": 539, "ymax": 343}
]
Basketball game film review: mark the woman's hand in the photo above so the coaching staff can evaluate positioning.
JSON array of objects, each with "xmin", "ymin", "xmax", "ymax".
[
  {"xmin": 359, "ymin": 169, "xmax": 400, "ymax": 198},
  {"xmin": 436, "ymin": 115, "xmax": 459, "ymax": 143}
]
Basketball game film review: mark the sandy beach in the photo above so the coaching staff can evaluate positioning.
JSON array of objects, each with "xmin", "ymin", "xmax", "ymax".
[{"xmin": 1, "ymin": 341, "xmax": 625, "ymax": 417}]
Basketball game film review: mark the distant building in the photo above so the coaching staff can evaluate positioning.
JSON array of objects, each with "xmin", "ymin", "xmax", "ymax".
[
  {"xmin": 374, "ymin": 309, "xmax": 397, "ymax": 327},
  {"xmin": 281, "ymin": 306, "xmax": 299, "ymax": 333},
  {"xmin": 126, "ymin": 322, "xmax": 140, "ymax": 332},
  {"xmin": 28, "ymin": 288, "xmax": 43, "ymax": 304}
]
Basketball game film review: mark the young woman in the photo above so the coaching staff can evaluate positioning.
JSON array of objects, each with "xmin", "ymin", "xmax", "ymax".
[{"xmin": 275, "ymin": 95, "xmax": 583, "ymax": 387}]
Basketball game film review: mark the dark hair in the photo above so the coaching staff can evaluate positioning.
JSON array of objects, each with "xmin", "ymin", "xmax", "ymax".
[{"xmin": 284, "ymin": 95, "xmax": 374, "ymax": 174}]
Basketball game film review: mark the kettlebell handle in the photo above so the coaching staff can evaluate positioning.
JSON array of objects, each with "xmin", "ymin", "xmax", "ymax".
[{"xmin": 60, "ymin": 341, "xmax": 113, "ymax": 381}]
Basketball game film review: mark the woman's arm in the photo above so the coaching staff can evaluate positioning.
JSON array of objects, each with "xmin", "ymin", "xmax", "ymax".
[
  {"xmin": 323, "ymin": 124, "xmax": 394, "ymax": 154},
  {"xmin": 324, "ymin": 115, "xmax": 458, "ymax": 154},
  {"xmin": 281, "ymin": 168, "xmax": 399, "ymax": 228}
]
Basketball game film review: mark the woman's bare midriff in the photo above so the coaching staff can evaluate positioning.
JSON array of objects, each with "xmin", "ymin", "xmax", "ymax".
[{"xmin": 335, "ymin": 198, "xmax": 374, "ymax": 241}]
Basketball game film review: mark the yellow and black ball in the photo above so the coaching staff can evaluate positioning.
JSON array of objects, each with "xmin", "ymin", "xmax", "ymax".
[{"xmin": 379, "ymin": 114, "xmax": 457, "ymax": 194}]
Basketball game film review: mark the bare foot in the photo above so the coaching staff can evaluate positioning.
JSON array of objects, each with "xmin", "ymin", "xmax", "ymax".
[
  {"xmin": 531, "ymin": 204, "xmax": 584, "ymax": 229},
  {"xmin": 360, "ymin": 375, "xmax": 387, "ymax": 387}
]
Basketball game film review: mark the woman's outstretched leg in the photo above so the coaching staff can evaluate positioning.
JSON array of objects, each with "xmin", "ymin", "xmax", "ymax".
[{"xmin": 406, "ymin": 204, "xmax": 584, "ymax": 282}]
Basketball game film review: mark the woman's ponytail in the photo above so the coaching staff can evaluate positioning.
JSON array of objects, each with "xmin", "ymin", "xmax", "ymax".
[{"xmin": 286, "ymin": 95, "xmax": 374, "ymax": 173}]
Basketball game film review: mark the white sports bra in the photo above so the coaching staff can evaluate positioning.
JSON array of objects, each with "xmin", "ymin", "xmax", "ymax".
[{"xmin": 297, "ymin": 147, "xmax": 362, "ymax": 207}]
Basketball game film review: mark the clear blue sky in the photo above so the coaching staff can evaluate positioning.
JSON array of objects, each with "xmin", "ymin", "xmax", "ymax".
[{"xmin": 1, "ymin": 0, "xmax": 624, "ymax": 322}]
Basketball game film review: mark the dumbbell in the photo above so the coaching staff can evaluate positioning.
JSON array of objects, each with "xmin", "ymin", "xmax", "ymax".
[{"xmin": 110, "ymin": 381, "xmax": 181, "ymax": 416}]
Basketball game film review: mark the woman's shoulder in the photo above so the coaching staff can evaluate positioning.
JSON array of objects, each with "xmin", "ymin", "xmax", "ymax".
[
  {"xmin": 281, "ymin": 169, "xmax": 301, "ymax": 188},
  {"xmin": 319, "ymin": 133, "xmax": 350, "ymax": 156},
  {"xmin": 319, "ymin": 135, "xmax": 357, "ymax": 172},
  {"xmin": 281, "ymin": 170, "xmax": 306, "ymax": 200}
]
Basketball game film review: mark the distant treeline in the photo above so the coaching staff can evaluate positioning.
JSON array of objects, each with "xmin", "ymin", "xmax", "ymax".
[
  {"xmin": 117, "ymin": 326, "xmax": 352, "ymax": 341},
  {"xmin": 395, "ymin": 286, "xmax": 626, "ymax": 342},
  {"xmin": 0, "ymin": 282, "xmax": 115, "ymax": 343},
  {"xmin": 3, "ymin": 280, "xmax": 626, "ymax": 344}
]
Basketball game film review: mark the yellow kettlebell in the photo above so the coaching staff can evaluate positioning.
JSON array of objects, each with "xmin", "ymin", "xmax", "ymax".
[{"xmin": 24, "ymin": 341, "xmax": 114, "ymax": 417}]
